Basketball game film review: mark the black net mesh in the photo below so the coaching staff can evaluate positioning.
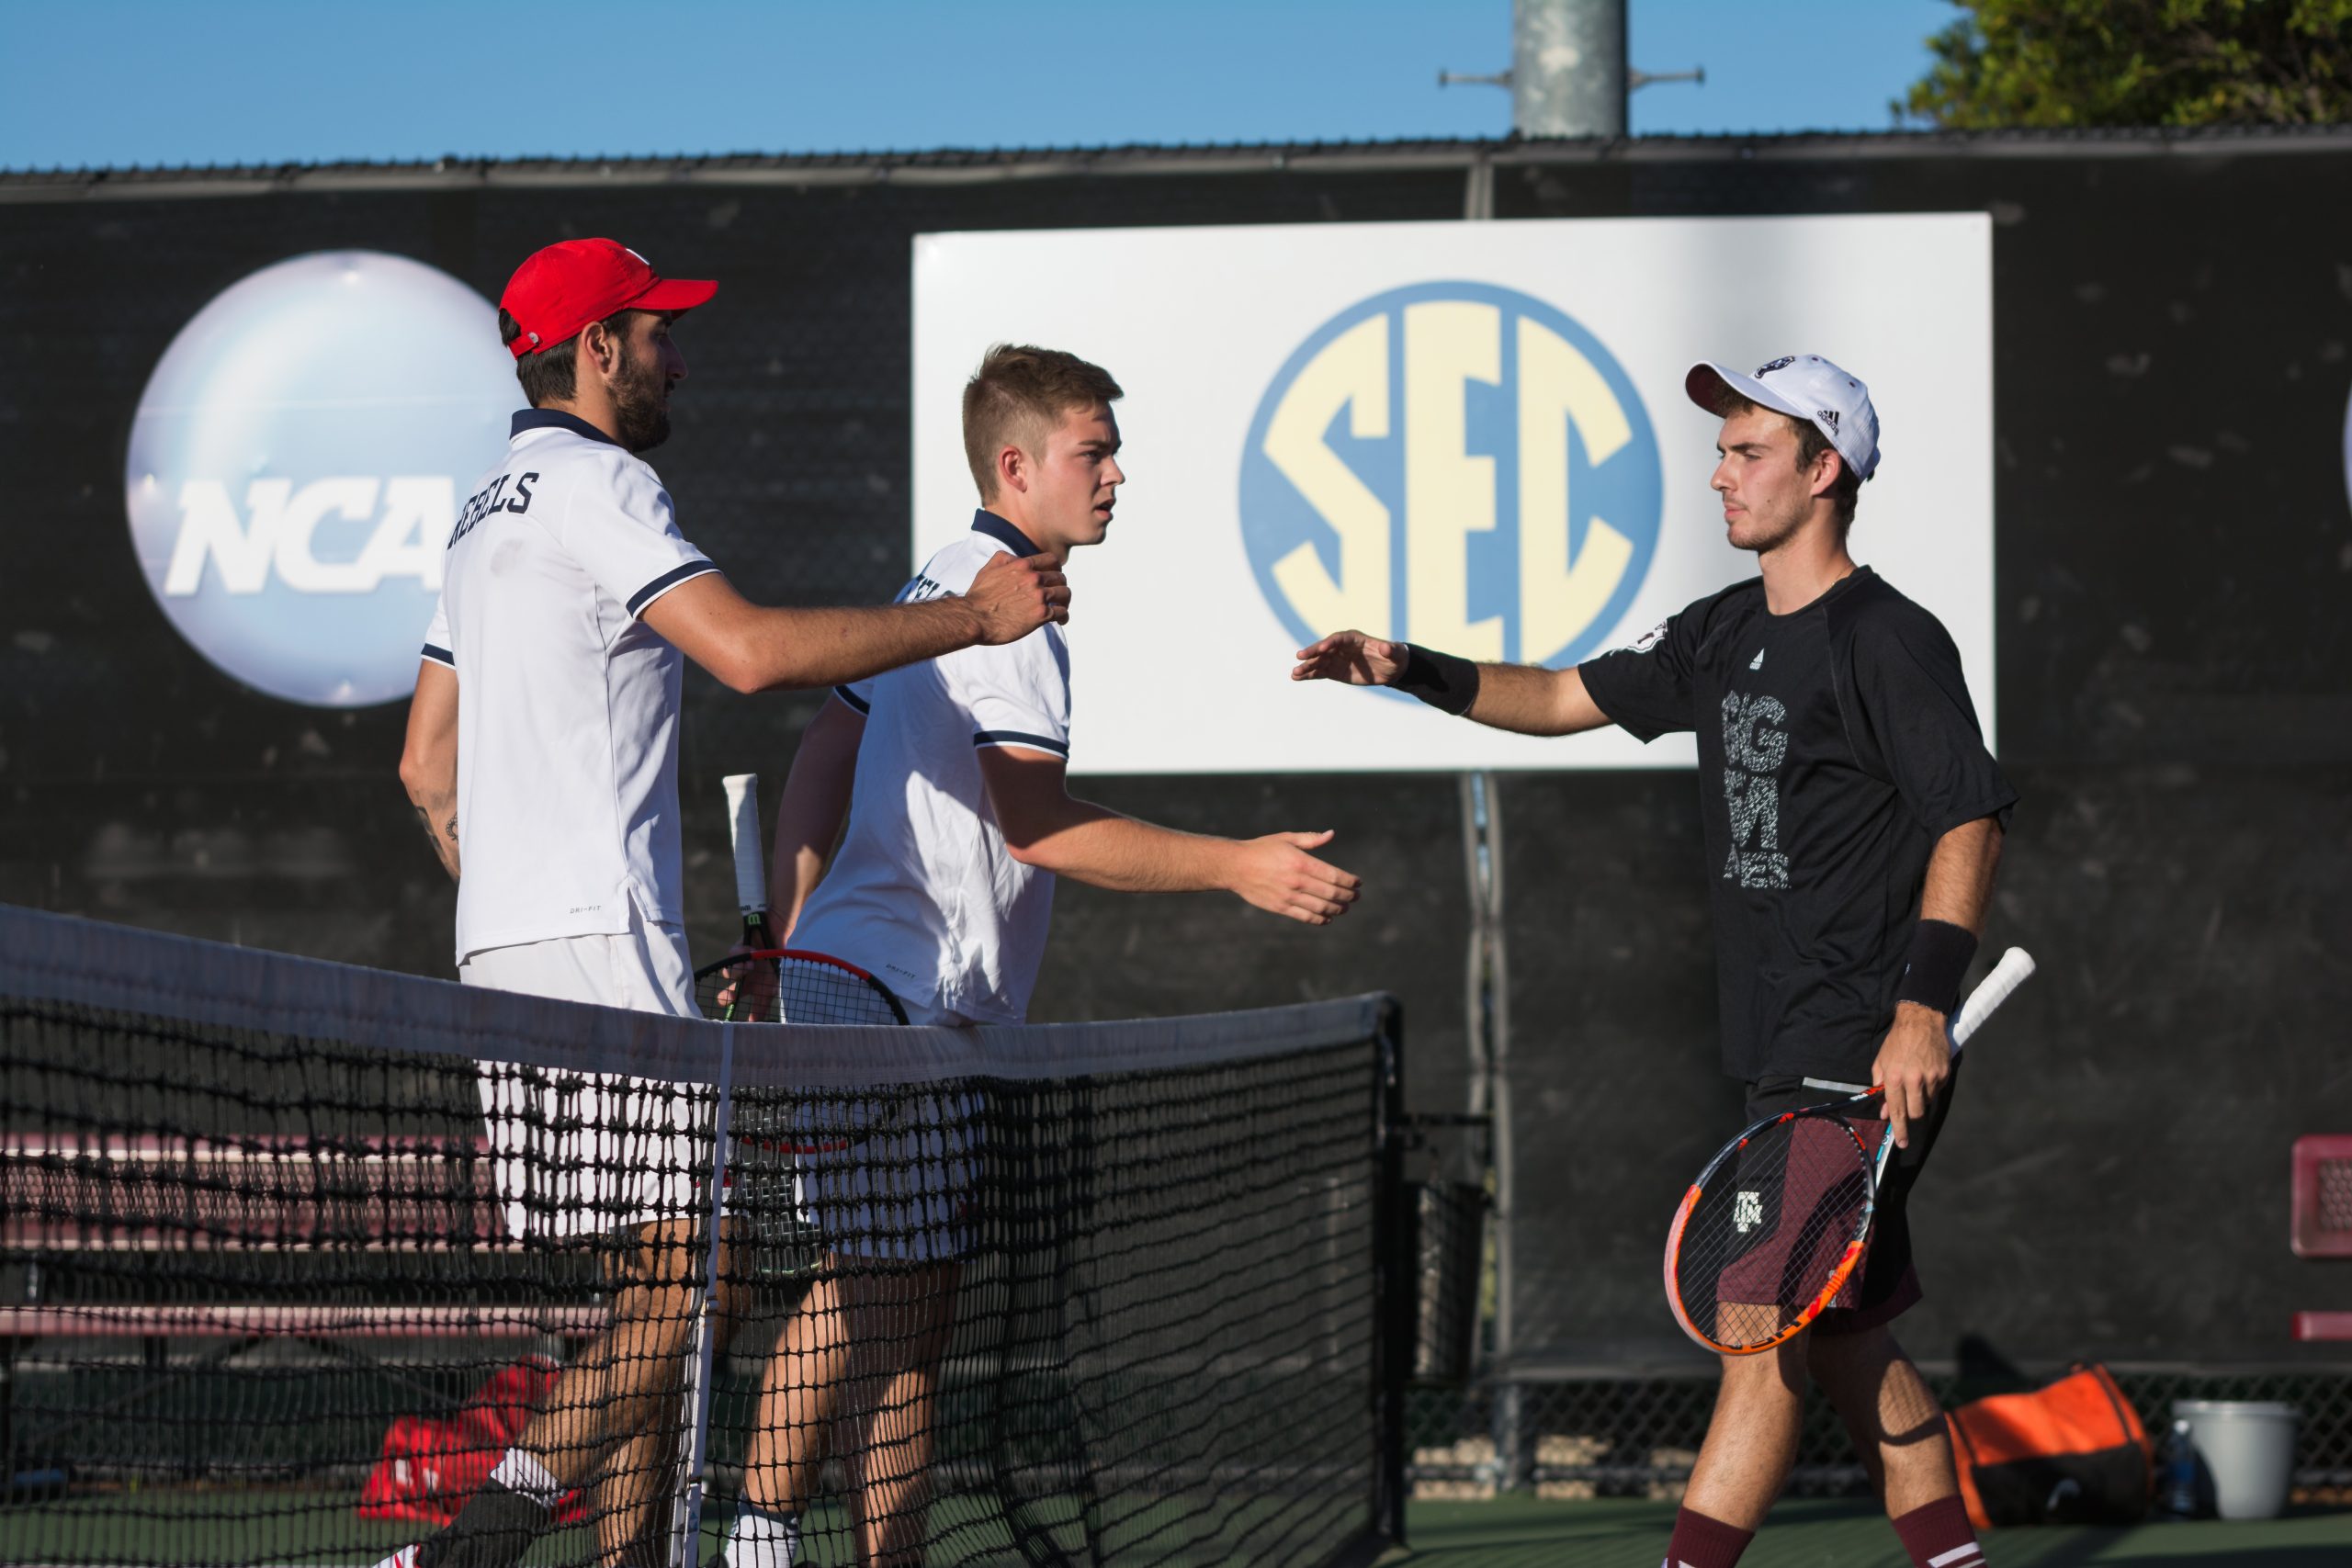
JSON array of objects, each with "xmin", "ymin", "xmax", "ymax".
[{"xmin": 0, "ymin": 907, "xmax": 1396, "ymax": 1566}]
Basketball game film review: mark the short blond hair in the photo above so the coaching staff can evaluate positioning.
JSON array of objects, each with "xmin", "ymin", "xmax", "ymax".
[{"xmin": 962, "ymin": 344, "xmax": 1123, "ymax": 501}]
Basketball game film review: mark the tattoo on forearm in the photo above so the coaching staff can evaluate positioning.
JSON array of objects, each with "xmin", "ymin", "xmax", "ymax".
[{"xmin": 413, "ymin": 802, "xmax": 461, "ymax": 880}]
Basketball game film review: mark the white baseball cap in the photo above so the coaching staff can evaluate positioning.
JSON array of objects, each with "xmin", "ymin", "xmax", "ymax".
[{"xmin": 1685, "ymin": 354, "xmax": 1881, "ymax": 482}]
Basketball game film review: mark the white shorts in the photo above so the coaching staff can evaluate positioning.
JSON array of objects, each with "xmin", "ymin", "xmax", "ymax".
[
  {"xmin": 460, "ymin": 907, "xmax": 702, "ymax": 1239},
  {"xmin": 736, "ymin": 993, "xmax": 978, "ymax": 1265}
]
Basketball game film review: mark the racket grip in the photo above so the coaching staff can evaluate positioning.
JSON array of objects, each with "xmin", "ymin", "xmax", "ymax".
[
  {"xmin": 1951, "ymin": 946, "xmax": 2033, "ymax": 1050},
  {"xmin": 722, "ymin": 773, "xmax": 766, "ymax": 917}
]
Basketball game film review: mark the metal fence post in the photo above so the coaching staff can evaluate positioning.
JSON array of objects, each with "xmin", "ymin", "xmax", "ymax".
[
  {"xmin": 677, "ymin": 1021, "xmax": 738, "ymax": 1568},
  {"xmin": 1373, "ymin": 999, "xmax": 1412, "ymax": 1548}
]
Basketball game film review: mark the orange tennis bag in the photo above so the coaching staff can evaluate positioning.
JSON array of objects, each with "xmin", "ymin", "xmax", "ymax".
[{"xmin": 1945, "ymin": 1362, "xmax": 2153, "ymax": 1527}]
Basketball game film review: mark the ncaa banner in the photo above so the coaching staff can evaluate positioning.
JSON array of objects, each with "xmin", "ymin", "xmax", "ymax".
[
  {"xmin": 911, "ymin": 214, "xmax": 1993, "ymax": 774},
  {"xmin": 125, "ymin": 252, "xmax": 514, "ymax": 707}
]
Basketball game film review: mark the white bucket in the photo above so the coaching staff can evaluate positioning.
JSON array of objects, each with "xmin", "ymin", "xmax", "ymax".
[{"xmin": 2175, "ymin": 1399, "xmax": 2298, "ymax": 1521}]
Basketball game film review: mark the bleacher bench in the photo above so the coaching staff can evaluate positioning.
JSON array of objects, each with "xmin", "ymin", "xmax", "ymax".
[
  {"xmin": 0, "ymin": 1133, "xmax": 608, "ymax": 1339},
  {"xmin": 2291, "ymin": 1134, "xmax": 2352, "ymax": 1343}
]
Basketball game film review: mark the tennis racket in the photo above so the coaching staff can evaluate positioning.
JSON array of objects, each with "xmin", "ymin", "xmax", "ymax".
[
  {"xmin": 694, "ymin": 948, "xmax": 909, "ymax": 1028},
  {"xmin": 699, "ymin": 770, "xmax": 907, "ymax": 1027},
  {"xmin": 1663, "ymin": 946, "xmax": 2036, "ymax": 1356},
  {"xmin": 680, "ymin": 775, "xmax": 913, "ymax": 1563},
  {"xmin": 693, "ymin": 772, "xmax": 910, "ymax": 1146},
  {"xmin": 723, "ymin": 772, "xmax": 775, "ymax": 951}
]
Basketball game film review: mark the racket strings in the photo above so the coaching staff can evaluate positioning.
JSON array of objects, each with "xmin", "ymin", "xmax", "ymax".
[
  {"xmin": 775, "ymin": 955, "xmax": 904, "ymax": 1026},
  {"xmin": 694, "ymin": 953, "xmax": 911, "ymax": 1155},
  {"xmin": 695, "ymin": 953, "xmax": 903, "ymax": 1026},
  {"xmin": 1673, "ymin": 1112, "xmax": 1877, "ymax": 1349}
]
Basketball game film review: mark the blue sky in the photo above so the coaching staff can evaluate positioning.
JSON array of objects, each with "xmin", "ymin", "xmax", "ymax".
[{"xmin": 3, "ymin": 1, "xmax": 1960, "ymax": 171}]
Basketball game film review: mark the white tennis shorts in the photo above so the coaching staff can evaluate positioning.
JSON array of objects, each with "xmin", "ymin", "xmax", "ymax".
[
  {"xmin": 744, "ymin": 992, "xmax": 978, "ymax": 1265},
  {"xmin": 460, "ymin": 904, "xmax": 701, "ymax": 1239}
]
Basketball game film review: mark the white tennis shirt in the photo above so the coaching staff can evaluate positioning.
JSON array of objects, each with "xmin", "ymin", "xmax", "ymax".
[
  {"xmin": 790, "ymin": 512, "xmax": 1071, "ymax": 1023},
  {"xmin": 423, "ymin": 410, "xmax": 718, "ymax": 964}
]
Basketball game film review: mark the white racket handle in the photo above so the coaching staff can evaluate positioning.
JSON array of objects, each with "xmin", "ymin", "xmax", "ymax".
[
  {"xmin": 1950, "ymin": 946, "xmax": 2034, "ymax": 1053},
  {"xmin": 722, "ymin": 773, "xmax": 766, "ymax": 917}
]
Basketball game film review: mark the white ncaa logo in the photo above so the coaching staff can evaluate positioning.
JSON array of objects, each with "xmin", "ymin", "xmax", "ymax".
[{"xmin": 124, "ymin": 252, "xmax": 514, "ymax": 706}]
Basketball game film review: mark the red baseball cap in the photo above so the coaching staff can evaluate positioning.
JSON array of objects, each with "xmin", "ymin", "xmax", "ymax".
[{"xmin": 499, "ymin": 239, "xmax": 718, "ymax": 359}]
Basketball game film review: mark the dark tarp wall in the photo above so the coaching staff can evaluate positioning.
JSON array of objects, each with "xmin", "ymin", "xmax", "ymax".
[
  {"xmin": 2, "ymin": 131, "xmax": 2347, "ymax": 1371},
  {"xmin": 0, "ymin": 160, "xmax": 1476, "ymax": 1121},
  {"xmin": 1496, "ymin": 143, "xmax": 2352, "ymax": 1367}
]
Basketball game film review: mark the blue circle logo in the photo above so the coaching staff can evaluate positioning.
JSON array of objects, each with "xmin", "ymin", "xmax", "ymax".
[
  {"xmin": 1240, "ymin": 282, "xmax": 1661, "ymax": 671},
  {"xmin": 124, "ymin": 251, "xmax": 516, "ymax": 706}
]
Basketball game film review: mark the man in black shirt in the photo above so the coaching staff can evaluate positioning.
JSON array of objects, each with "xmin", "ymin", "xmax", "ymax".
[{"xmin": 1293, "ymin": 353, "xmax": 2011, "ymax": 1568}]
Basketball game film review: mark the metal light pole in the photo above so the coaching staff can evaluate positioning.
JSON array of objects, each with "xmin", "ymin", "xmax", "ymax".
[
  {"xmin": 1432, "ymin": 0, "xmax": 1703, "ymax": 1495},
  {"xmin": 1513, "ymin": 0, "xmax": 1626, "ymax": 136},
  {"xmin": 1439, "ymin": 0, "xmax": 1702, "ymax": 138}
]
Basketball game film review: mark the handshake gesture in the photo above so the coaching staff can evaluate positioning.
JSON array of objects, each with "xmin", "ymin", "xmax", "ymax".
[
  {"xmin": 1289, "ymin": 630, "xmax": 1408, "ymax": 687},
  {"xmin": 1290, "ymin": 627, "xmax": 1590, "ymax": 737}
]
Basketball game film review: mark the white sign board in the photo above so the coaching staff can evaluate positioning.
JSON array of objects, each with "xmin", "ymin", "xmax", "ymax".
[{"xmin": 911, "ymin": 214, "xmax": 1993, "ymax": 773}]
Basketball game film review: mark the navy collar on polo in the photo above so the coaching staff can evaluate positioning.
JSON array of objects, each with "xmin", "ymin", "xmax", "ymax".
[
  {"xmin": 971, "ymin": 509, "xmax": 1042, "ymax": 558},
  {"xmin": 513, "ymin": 408, "xmax": 624, "ymax": 447}
]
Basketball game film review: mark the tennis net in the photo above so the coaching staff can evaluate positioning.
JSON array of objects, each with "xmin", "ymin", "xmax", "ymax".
[{"xmin": 0, "ymin": 905, "xmax": 1404, "ymax": 1568}]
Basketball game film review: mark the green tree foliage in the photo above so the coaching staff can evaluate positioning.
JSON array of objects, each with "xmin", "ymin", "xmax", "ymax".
[{"xmin": 1901, "ymin": 0, "xmax": 2352, "ymax": 127}]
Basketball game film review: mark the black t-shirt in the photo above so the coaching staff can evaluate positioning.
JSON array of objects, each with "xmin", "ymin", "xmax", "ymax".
[{"xmin": 1578, "ymin": 568, "xmax": 2017, "ymax": 1083}]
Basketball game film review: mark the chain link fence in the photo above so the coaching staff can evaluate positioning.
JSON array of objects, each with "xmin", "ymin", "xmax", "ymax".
[{"xmin": 1408, "ymin": 1368, "xmax": 2352, "ymax": 1503}]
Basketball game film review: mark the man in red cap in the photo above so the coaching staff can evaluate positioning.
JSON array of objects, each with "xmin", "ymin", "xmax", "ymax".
[{"xmin": 392, "ymin": 239, "xmax": 1069, "ymax": 1567}]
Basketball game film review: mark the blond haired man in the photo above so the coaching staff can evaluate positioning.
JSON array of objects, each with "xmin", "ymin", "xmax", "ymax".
[{"xmin": 721, "ymin": 344, "xmax": 1362, "ymax": 1566}]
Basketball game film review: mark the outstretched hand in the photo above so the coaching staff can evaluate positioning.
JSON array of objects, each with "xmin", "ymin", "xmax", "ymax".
[
  {"xmin": 1291, "ymin": 630, "xmax": 1407, "ymax": 687},
  {"xmin": 1227, "ymin": 829, "xmax": 1363, "ymax": 926},
  {"xmin": 966, "ymin": 553, "xmax": 1070, "ymax": 644}
]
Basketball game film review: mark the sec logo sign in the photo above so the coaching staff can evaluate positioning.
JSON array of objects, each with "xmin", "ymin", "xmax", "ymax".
[
  {"xmin": 124, "ymin": 251, "xmax": 514, "ymax": 707},
  {"xmin": 1240, "ymin": 282, "xmax": 1661, "ymax": 670}
]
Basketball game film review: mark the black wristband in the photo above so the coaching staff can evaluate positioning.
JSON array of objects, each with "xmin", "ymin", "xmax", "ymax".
[
  {"xmin": 1394, "ymin": 643, "xmax": 1480, "ymax": 716},
  {"xmin": 1895, "ymin": 919, "xmax": 1978, "ymax": 1014}
]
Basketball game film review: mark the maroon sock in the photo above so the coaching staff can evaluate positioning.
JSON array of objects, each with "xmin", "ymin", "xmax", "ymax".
[
  {"xmin": 1891, "ymin": 1495, "xmax": 1984, "ymax": 1567},
  {"xmin": 1662, "ymin": 1506, "xmax": 1754, "ymax": 1568}
]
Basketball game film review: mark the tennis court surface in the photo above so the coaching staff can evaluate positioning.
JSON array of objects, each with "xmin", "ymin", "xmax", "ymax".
[
  {"xmin": 1401, "ymin": 1495, "xmax": 2352, "ymax": 1564},
  {"xmin": 9, "ymin": 1493, "xmax": 2346, "ymax": 1565},
  {"xmin": 0, "ymin": 904, "xmax": 1407, "ymax": 1566}
]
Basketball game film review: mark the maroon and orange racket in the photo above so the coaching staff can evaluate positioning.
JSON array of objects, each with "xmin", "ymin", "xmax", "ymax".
[{"xmin": 1663, "ymin": 947, "xmax": 2034, "ymax": 1355}]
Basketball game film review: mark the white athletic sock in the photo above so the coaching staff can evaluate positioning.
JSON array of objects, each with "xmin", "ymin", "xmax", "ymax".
[
  {"xmin": 726, "ymin": 1504, "xmax": 800, "ymax": 1568},
  {"xmin": 487, "ymin": 1448, "xmax": 562, "ymax": 1512}
]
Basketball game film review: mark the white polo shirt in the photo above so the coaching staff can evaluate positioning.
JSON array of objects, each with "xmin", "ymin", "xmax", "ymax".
[
  {"xmin": 423, "ymin": 410, "xmax": 719, "ymax": 964},
  {"xmin": 789, "ymin": 512, "xmax": 1070, "ymax": 1023}
]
